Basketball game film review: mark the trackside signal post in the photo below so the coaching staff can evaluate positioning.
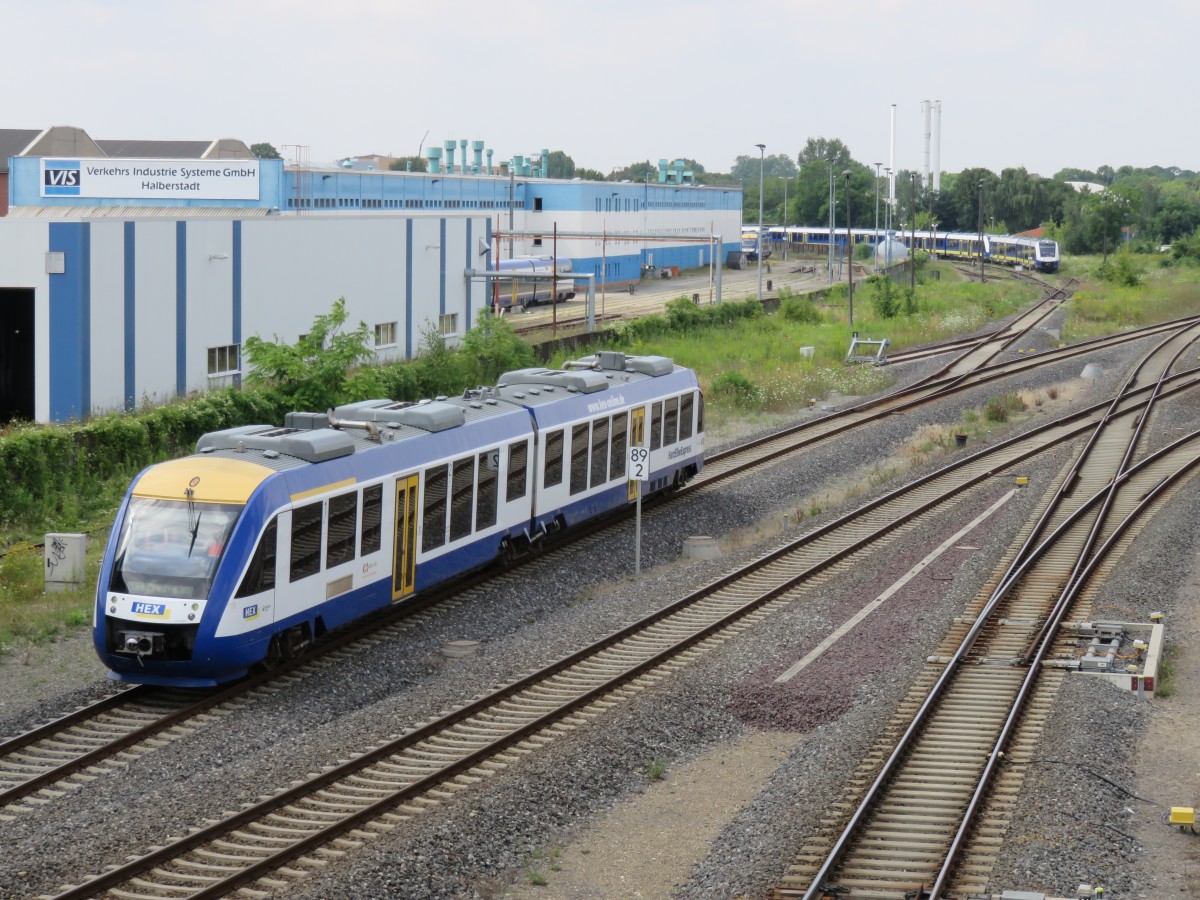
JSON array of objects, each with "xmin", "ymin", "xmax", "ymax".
[{"xmin": 628, "ymin": 444, "xmax": 650, "ymax": 581}]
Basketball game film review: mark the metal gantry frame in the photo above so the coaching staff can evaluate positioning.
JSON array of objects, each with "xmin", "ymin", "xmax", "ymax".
[{"xmin": 489, "ymin": 228, "xmax": 726, "ymax": 313}]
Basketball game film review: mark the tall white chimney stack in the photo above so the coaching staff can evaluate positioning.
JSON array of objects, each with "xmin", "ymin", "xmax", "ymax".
[
  {"xmin": 922, "ymin": 100, "xmax": 932, "ymax": 187},
  {"xmin": 932, "ymin": 100, "xmax": 942, "ymax": 192},
  {"xmin": 889, "ymin": 103, "xmax": 897, "ymax": 212}
]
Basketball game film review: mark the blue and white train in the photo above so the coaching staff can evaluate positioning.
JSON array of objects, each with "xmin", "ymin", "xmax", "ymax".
[
  {"xmin": 94, "ymin": 353, "xmax": 704, "ymax": 687},
  {"xmin": 766, "ymin": 225, "xmax": 1060, "ymax": 272}
]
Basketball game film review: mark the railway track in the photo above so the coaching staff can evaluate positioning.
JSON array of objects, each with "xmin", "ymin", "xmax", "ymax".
[
  {"xmin": 771, "ymin": 323, "xmax": 1200, "ymax": 899},
  {"xmin": 2, "ymin": 304, "xmax": 1192, "ymax": 823},
  {"xmin": 41, "ymin": 345, "xmax": 1200, "ymax": 899}
]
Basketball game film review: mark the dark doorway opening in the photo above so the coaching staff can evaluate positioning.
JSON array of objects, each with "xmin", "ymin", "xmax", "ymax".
[{"xmin": 0, "ymin": 288, "xmax": 35, "ymax": 423}]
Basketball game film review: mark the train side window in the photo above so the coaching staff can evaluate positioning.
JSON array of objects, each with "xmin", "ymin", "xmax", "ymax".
[
  {"xmin": 697, "ymin": 393, "xmax": 705, "ymax": 433},
  {"xmin": 650, "ymin": 402, "xmax": 663, "ymax": 451},
  {"xmin": 326, "ymin": 491, "xmax": 358, "ymax": 568},
  {"xmin": 449, "ymin": 455, "xmax": 475, "ymax": 542},
  {"xmin": 610, "ymin": 412, "xmax": 628, "ymax": 479},
  {"xmin": 236, "ymin": 517, "xmax": 278, "ymax": 598},
  {"xmin": 360, "ymin": 484, "xmax": 382, "ymax": 555},
  {"xmin": 477, "ymin": 451, "xmax": 498, "ymax": 529},
  {"xmin": 589, "ymin": 417, "xmax": 609, "ymax": 488},
  {"xmin": 423, "ymin": 464, "xmax": 448, "ymax": 552},
  {"xmin": 569, "ymin": 423, "xmax": 589, "ymax": 495},
  {"xmin": 289, "ymin": 502, "xmax": 323, "ymax": 582},
  {"xmin": 506, "ymin": 440, "xmax": 528, "ymax": 500},
  {"xmin": 664, "ymin": 396, "xmax": 679, "ymax": 444},
  {"xmin": 544, "ymin": 430, "xmax": 564, "ymax": 488},
  {"xmin": 680, "ymin": 394, "xmax": 694, "ymax": 440}
]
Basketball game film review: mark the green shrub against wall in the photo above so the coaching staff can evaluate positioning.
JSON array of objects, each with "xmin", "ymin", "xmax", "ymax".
[
  {"xmin": 0, "ymin": 388, "xmax": 292, "ymax": 532},
  {"xmin": 0, "ymin": 306, "xmax": 536, "ymax": 536}
]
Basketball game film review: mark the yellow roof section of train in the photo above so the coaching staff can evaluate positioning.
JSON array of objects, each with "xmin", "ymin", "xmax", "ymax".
[{"xmin": 133, "ymin": 456, "xmax": 275, "ymax": 504}]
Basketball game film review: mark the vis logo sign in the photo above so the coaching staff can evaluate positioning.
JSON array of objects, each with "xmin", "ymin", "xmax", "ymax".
[
  {"xmin": 131, "ymin": 602, "xmax": 167, "ymax": 618},
  {"xmin": 43, "ymin": 161, "xmax": 81, "ymax": 196}
]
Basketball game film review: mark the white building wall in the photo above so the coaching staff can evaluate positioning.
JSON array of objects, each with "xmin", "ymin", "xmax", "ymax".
[
  {"xmin": 185, "ymin": 220, "xmax": 237, "ymax": 397},
  {"xmin": 135, "ymin": 222, "xmax": 181, "ymax": 409},
  {"xmin": 88, "ymin": 222, "xmax": 125, "ymax": 413},
  {"xmin": 409, "ymin": 217, "xmax": 445, "ymax": 345}
]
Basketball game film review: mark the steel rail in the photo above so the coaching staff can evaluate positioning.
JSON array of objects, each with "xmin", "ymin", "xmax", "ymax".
[
  {"xmin": 793, "ymin": 333, "xmax": 1200, "ymax": 899},
  {"xmin": 930, "ymin": 431, "xmax": 1200, "ymax": 898},
  {"xmin": 48, "ymin": 370, "xmax": 1200, "ymax": 900}
]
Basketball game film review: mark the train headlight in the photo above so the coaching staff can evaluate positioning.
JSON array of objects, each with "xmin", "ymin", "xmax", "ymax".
[
  {"xmin": 187, "ymin": 613, "xmax": 195, "ymax": 621},
  {"xmin": 191, "ymin": 603, "xmax": 199, "ymax": 611}
]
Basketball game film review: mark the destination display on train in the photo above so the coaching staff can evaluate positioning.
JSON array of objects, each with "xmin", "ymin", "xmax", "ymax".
[{"xmin": 40, "ymin": 158, "xmax": 261, "ymax": 201}]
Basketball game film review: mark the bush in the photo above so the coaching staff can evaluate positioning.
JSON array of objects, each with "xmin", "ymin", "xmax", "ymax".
[
  {"xmin": 985, "ymin": 392, "xmax": 1025, "ymax": 423},
  {"xmin": 707, "ymin": 372, "xmax": 761, "ymax": 408},
  {"xmin": 866, "ymin": 275, "xmax": 917, "ymax": 319},
  {"xmin": 1098, "ymin": 251, "xmax": 1145, "ymax": 287},
  {"xmin": 780, "ymin": 295, "xmax": 823, "ymax": 325}
]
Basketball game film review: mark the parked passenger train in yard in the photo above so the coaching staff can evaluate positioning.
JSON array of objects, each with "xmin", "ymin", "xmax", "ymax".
[
  {"xmin": 765, "ymin": 225, "xmax": 1060, "ymax": 272},
  {"xmin": 491, "ymin": 255, "xmax": 576, "ymax": 310},
  {"xmin": 95, "ymin": 353, "xmax": 704, "ymax": 687}
]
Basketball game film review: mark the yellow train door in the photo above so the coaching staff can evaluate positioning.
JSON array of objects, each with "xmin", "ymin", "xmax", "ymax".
[
  {"xmin": 392, "ymin": 474, "xmax": 419, "ymax": 601},
  {"xmin": 628, "ymin": 407, "xmax": 646, "ymax": 502}
]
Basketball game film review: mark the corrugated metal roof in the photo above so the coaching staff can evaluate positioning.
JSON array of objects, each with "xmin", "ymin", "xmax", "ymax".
[
  {"xmin": 95, "ymin": 139, "xmax": 216, "ymax": 158},
  {"xmin": 0, "ymin": 129, "xmax": 42, "ymax": 173},
  {"xmin": 6, "ymin": 206, "xmax": 272, "ymax": 219}
]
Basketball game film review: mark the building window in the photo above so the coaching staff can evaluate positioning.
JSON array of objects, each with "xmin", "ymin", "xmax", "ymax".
[
  {"xmin": 534, "ymin": 197, "xmax": 543, "ymax": 211},
  {"xmin": 207, "ymin": 344, "xmax": 240, "ymax": 376},
  {"xmin": 438, "ymin": 314, "xmax": 458, "ymax": 336},
  {"xmin": 374, "ymin": 322, "xmax": 397, "ymax": 348}
]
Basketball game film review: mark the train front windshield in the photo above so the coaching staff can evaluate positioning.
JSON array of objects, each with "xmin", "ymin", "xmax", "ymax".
[{"xmin": 109, "ymin": 498, "xmax": 242, "ymax": 600}]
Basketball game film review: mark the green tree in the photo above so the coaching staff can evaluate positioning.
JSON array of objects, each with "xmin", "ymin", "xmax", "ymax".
[
  {"xmin": 575, "ymin": 167, "xmax": 605, "ymax": 181},
  {"xmin": 457, "ymin": 309, "xmax": 534, "ymax": 383},
  {"xmin": 388, "ymin": 156, "xmax": 428, "ymax": 172},
  {"xmin": 607, "ymin": 160, "xmax": 657, "ymax": 182},
  {"xmin": 797, "ymin": 137, "xmax": 855, "ymax": 169},
  {"xmin": 543, "ymin": 150, "xmax": 577, "ymax": 179},
  {"xmin": 251, "ymin": 142, "xmax": 281, "ymax": 160},
  {"xmin": 242, "ymin": 298, "xmax": 373, "ymax": 413}
]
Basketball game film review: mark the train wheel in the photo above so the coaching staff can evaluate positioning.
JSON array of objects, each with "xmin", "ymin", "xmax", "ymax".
[
  {"xmin": 259, "ymin": 634, "xmax": 285, "ymax": 671},
  {"xmin": 500, "ymin": 538, "xmax": 515, "ymax": 567}
]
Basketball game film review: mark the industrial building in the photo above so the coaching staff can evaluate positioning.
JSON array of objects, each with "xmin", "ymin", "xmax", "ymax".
[{"xmin": 0, "ymin": 126, "xmax": 741, "ymax": 423}]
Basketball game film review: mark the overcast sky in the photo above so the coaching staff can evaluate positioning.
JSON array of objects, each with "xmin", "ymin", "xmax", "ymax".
[{"xmin": 7, "ymin": 0, "xmax": 1194, "ymax": 179}]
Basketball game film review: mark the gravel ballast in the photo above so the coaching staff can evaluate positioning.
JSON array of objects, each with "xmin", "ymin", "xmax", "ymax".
[{"xmin": 2, "ymin": 315, "xmax": 1198, "ymax": 900}]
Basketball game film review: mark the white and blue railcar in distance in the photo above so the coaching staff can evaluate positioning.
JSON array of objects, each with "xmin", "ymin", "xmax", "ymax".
[{"xmin": 94, "ymin": 352, "xmax": 704, "ymax": 687}]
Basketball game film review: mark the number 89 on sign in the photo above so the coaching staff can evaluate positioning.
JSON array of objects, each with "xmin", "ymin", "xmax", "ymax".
[{"xmin": 627, "ymin": 445, "xmax": 650, "ymax": 482}]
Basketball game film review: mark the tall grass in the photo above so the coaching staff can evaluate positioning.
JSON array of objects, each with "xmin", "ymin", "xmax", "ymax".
[
  {"xmin": 1061, "ymin": 258, "xmax": 1200, "ymax": 343},
  {"xmin": 0, "ymin": 271, "xmax": 1060, "ymax": 655}
]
